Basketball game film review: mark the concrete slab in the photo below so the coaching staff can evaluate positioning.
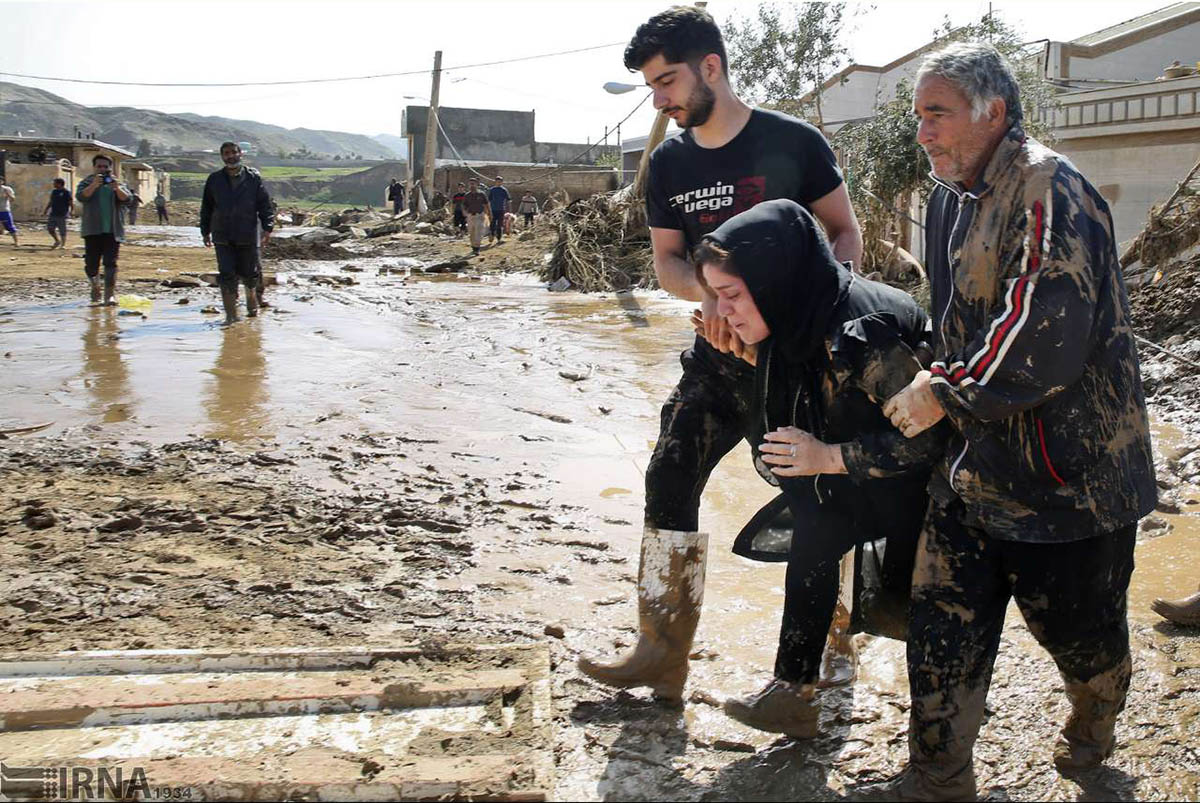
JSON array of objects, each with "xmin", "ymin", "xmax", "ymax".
[{"xmin": 0, "ymin": 644, "xmax": 552, "ymax": 801}]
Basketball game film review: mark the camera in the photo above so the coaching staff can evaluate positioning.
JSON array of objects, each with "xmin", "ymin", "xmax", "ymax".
[{"xmin": 103, "ymin": 175, "xmax": 113, "ymax": 185}]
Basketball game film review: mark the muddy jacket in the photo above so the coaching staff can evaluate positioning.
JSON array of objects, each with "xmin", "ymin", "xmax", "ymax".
[
  {"xmin": 200, "ymin": 167, "xmax": 275, "ymax": 246},
  {"xmin": 704, "ymin": 200, "xmax": 945, "ymax": 564},
  {"xmin": 924, "ymin": 125, "xmax": 1156, "ymax": 541}
]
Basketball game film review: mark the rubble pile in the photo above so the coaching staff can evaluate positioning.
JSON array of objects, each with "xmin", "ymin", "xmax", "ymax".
[
  {"xmin": 543, "ymin": 190, "xmax": 654, "ymax": 293},
  {"xmin": 1123, "ymin": 158, "xmax": 1200, "ymax": 342}
]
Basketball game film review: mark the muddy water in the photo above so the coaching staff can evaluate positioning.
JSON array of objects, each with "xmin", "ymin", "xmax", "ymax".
[
  {"xmin": 0, "ymin": 269, "xmax": 783, "ymax": 674},
  {"xmin": 2, "ymin": 268, "xmax": 1194, "ymax": 657}
]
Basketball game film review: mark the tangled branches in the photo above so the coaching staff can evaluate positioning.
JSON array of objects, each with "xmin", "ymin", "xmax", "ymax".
[{"xmin": 542, "ymin": 190, "xmax": 655, "ymax": 293}]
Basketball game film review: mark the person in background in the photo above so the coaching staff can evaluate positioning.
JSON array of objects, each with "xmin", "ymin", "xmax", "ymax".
[
  {"xmin": 462, "ymin": 177, "xmax": 489, "ymax": 256},
  {"xmin": 452, "ymin": 182, "xmax": 468, "ymax": 235},
  {"xmin": 387, "ymin": 178, "xmax": 405, "ymax": 216},
  {"xmin": 154, "ymin": 190, "xmax": 169, "ymax": 224},
  {"xmin": 487, "ymin": 175, "xmax": 510, "ymax": 244},
  {"xmin": 127, "ymin": 188, "xmax": 142, "ymax": 225},
  {"xmin": 43, "ymin": 177, "xmax": 74, "ymax": 249},
  {"xmin": 0, "ymin": 178, "xmax": 18, "ymax": 247},
  {"xmin": 76, "ymin": 155, "xmax": 132, "ymax": 305},
  {"xmin": 518, "ymin": 191, "xmax": 539, "ymax": 229}
]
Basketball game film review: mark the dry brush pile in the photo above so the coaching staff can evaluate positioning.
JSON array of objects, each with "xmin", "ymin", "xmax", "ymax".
[{"xmin": 541, "ymin": 190, "xmax": 655, "ymax": 293}]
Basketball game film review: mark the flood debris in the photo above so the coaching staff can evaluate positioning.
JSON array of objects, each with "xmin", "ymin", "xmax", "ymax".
[{"xmin": 544, "ymin": 189, "xmax": 654, "ymax": 292}]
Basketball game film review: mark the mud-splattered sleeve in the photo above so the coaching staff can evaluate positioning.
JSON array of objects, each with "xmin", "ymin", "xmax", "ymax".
[
  {"xmin": 836, "ymin": 316, "xmax": 948, "ymax": 480},
  {"xmin": 929, "ymin": 170, "xmax": 1104, "ymax": 422}
]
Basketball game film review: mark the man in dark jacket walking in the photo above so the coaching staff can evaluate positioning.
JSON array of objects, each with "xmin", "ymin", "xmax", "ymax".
[
  {"xmin": 882, "ymin": 44, "xmax": 1156, "ymax": 801},
  {"xmin": 200, "ymin": 142, "xmax": 275, "ymax": 326},
  {"xmin": 387, "ymin": 178, "xmax": 405, "ymax": 217}
]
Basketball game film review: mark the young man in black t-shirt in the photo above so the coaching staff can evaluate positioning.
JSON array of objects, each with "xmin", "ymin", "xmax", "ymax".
[{"xmin": 577, "ymin": 6, "xmax": 864, "ymax": 725}]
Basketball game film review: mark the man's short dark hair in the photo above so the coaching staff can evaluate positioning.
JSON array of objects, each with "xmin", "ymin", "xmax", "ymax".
[
  {"xmin": 624, "ymin": 6, "xmax": 728, "ymax": 75},
  {"xmin": 53, "ymin": 178, "xmax": 66, "ymax": 186},
  {"xmin": 92, "ymin": 154, "xmax": 112, "ymax": 166},
  {"xmin": 219, "ymin": 141, "xmax": 239, "ymax": 152}
]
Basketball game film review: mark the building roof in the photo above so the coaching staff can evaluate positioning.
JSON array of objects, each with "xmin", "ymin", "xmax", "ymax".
[
  {"xmin": 0, "ymin": 136, "xmax": 136, "ymax": 157},
  {"xmin": 621, "ymin": 128, "xmax": 683, "ymax": 153},
  {"xmin": 1071, "ymin": 2, "xmax": 1200, "ymax": 46}
]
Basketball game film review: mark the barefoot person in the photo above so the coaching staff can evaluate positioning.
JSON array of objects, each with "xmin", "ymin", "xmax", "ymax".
[
  {"xmin": 577, "ymin": 6, "xmax": 863, "ymax": 703},
  {"xmin": 76, "ymin": 155, "xmax": 131, "ymax": 305},
  {"xmin": 692, "ymin": 199, "xmax": 940, "ymax": 737},
  {"xmin": 200, "ymin": 142, "xmax": 274, "ymax": 326},
  {"xmin": 879, "ymin": 44, "xmax": 1156, "ymax": 799}
]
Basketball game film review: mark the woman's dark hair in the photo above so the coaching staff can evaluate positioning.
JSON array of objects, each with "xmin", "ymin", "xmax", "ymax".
[
  {"xmin": 624, "ymin": 6, "xmax": 728, "ymax": 75},
  {"xmin": 691, "ymin": 238, "xmax": 733, "ymax": 295}
]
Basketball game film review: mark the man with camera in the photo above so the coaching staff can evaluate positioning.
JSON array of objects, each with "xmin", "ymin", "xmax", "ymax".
[{"xmin": 76, "ymin": 155, "xmax": 132, "ymax": 305}]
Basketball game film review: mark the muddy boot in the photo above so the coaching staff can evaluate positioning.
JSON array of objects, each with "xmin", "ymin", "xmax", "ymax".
[
  {"xmin": 577, "ymin": 528, "xmax": 707, "ymax": 702},
  {"xmin": 817, "ymin": 597, "xmax": 859, "ymax": 689},
  {"xmin": 102, "ymin": 273, "xmax": 117, "ymax": 307},
  {"xmin": 1053, "ymin": 655, "xmax": 1131, "ymax": 772},
  {"xmin": 723, "ymin": 679, "xmax": 819, "ymax": 739},
  {"xmin": 856, "ymin": 765, "xmax": 978, "ymax": 802},
  {"xmin": 220, "ymin": 285, "xmax": 240, "ymax": 326},
  {"xmin": 255, "ymin": 282, "xmax": 270, "ymax": 310},
  {"xmin": 244, "ymin": 282, "xmax": 259, "ymax": 318},
  {"xmin": 1152, "ymin": 584, "xmax": 1200, "ymax": 626},
  {"xmin": 88, "ymin": 276, "xmax": 102, "ymax": 305}
]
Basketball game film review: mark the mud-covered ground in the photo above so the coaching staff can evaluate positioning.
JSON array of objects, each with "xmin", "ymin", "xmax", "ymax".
[{"xmin": 1, "ymin": 221, "xmax": 1198, "ymax": 801}]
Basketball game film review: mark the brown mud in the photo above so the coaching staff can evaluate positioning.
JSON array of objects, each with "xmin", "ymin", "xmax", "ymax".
[{"xmin": 0, "ymin": 221, "xmax": 1197, "ymax": 800}]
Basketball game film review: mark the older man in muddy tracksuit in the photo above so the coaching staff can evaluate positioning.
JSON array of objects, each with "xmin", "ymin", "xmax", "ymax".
[
  {"xmin": 200, "ymin": 142, "xmax": 275, "ymax": 325},
  {"xmin": 881, "ymin": 43, "xmax": 1157, "ymax": 801}
]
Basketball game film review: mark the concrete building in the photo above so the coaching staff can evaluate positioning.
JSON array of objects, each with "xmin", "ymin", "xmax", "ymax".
[
  {"xmin": 620, "ymin": 128, "xmax": 683, "ymax": 187},
  {"xmin": 403, "ymin": 106, "xmax": 620, "ymax": 180},
  {"xmin": 0, "ymin": 136, "xmax": 171, "ymax": 220},
  {"xmin": 796, "ymin": 2, "xmax": 1200, "ymax": 245}
]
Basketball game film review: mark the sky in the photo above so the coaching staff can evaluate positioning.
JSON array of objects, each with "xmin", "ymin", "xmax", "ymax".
[{"xmin": 0, "ymin": 0, "xmax": 1177, "ymax": 150}]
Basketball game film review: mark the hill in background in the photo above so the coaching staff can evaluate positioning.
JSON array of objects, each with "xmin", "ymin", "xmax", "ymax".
[{"xmin": 0, "ymin": 81, "xmax": 400, "ymax": 160}]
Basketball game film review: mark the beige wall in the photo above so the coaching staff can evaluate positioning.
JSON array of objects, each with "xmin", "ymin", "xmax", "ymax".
[
  {"xmin": 121, "ymin": 166, "xmax": 158, "ymax": 202},
  {"xmin": 3, "ymin": 162, "xmax": 77, "ymax": 220},
  {"xmin": 1056, "ymin": 130, "xmax": 1200, "ymax": 245}
]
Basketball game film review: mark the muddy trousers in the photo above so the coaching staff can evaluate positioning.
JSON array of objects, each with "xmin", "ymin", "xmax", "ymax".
[
  {"xmin": 644, "ymin": 351, "xmax": 755, "ymax": 532},
  {"xmin": 489, "ymin": 209, "xmax": 506, "ymax": 240},
  {"xmin": 83, "ymin": 234, "xmax": 119, "ymax": 281},
  {"xmin": 467, "ymin": 213, "xmax": 486, "ymax": 249},
  {"xmin": 906, "ymin": 501, "xmax": 1136, "ymax": 795},
  {"xmin": 214, "ymin": 244, "xmax": 261, "ymax": 291},
  {"xmin": 775, "ymin": 552, "xmax": 843, "ymax": 684}
]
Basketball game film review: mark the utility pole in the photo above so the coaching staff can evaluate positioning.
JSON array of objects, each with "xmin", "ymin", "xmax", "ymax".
[{"xmin": 421, "ymin": 50, "xmax": 442, "ymax": 200}]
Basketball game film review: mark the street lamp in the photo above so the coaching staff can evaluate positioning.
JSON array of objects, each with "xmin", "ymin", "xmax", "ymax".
[{"xmin": 603, "ymin": 82, "xmax": 640, "ymax": 95}]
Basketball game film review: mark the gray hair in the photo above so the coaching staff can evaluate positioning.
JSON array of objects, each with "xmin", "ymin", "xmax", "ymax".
[{"xmin": 916, "ymin": 42, "xmax": 1022, "ymax": 127}]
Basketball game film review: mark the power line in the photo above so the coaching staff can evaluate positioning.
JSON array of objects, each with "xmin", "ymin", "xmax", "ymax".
[{"xmin": 0, "ymin": 42, "xmax": 624, "ymax": 88}]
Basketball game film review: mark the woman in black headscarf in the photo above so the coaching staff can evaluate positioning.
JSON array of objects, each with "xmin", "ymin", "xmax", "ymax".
[{"xmin": 693, "ymin": 198, "xmax": 945, "ymax": 738}]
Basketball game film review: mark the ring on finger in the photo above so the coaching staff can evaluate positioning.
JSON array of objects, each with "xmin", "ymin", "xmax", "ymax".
[{"xmin": 789, "ymin": 445, "xmax": 797, "ymax": 458}]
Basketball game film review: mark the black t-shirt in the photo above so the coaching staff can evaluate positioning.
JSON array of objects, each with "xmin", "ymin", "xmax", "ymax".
[
  {"xmin": 646, "ymin": 108, "xmax": 844, "ymax": 372},
  {"xmin": 48, "ymin": 188, "xmax": 72, "ymax": 217}
]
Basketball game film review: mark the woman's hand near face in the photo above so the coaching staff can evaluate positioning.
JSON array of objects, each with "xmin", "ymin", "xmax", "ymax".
[{"xmin": 760, "ymin": 427, "xmax": 847, "ymax": 476}]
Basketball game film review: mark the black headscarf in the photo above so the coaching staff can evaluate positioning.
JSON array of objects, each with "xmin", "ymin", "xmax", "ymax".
[{"xmin": 703, "ymin": 198, "xmax": 851, "ymax": 365}]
